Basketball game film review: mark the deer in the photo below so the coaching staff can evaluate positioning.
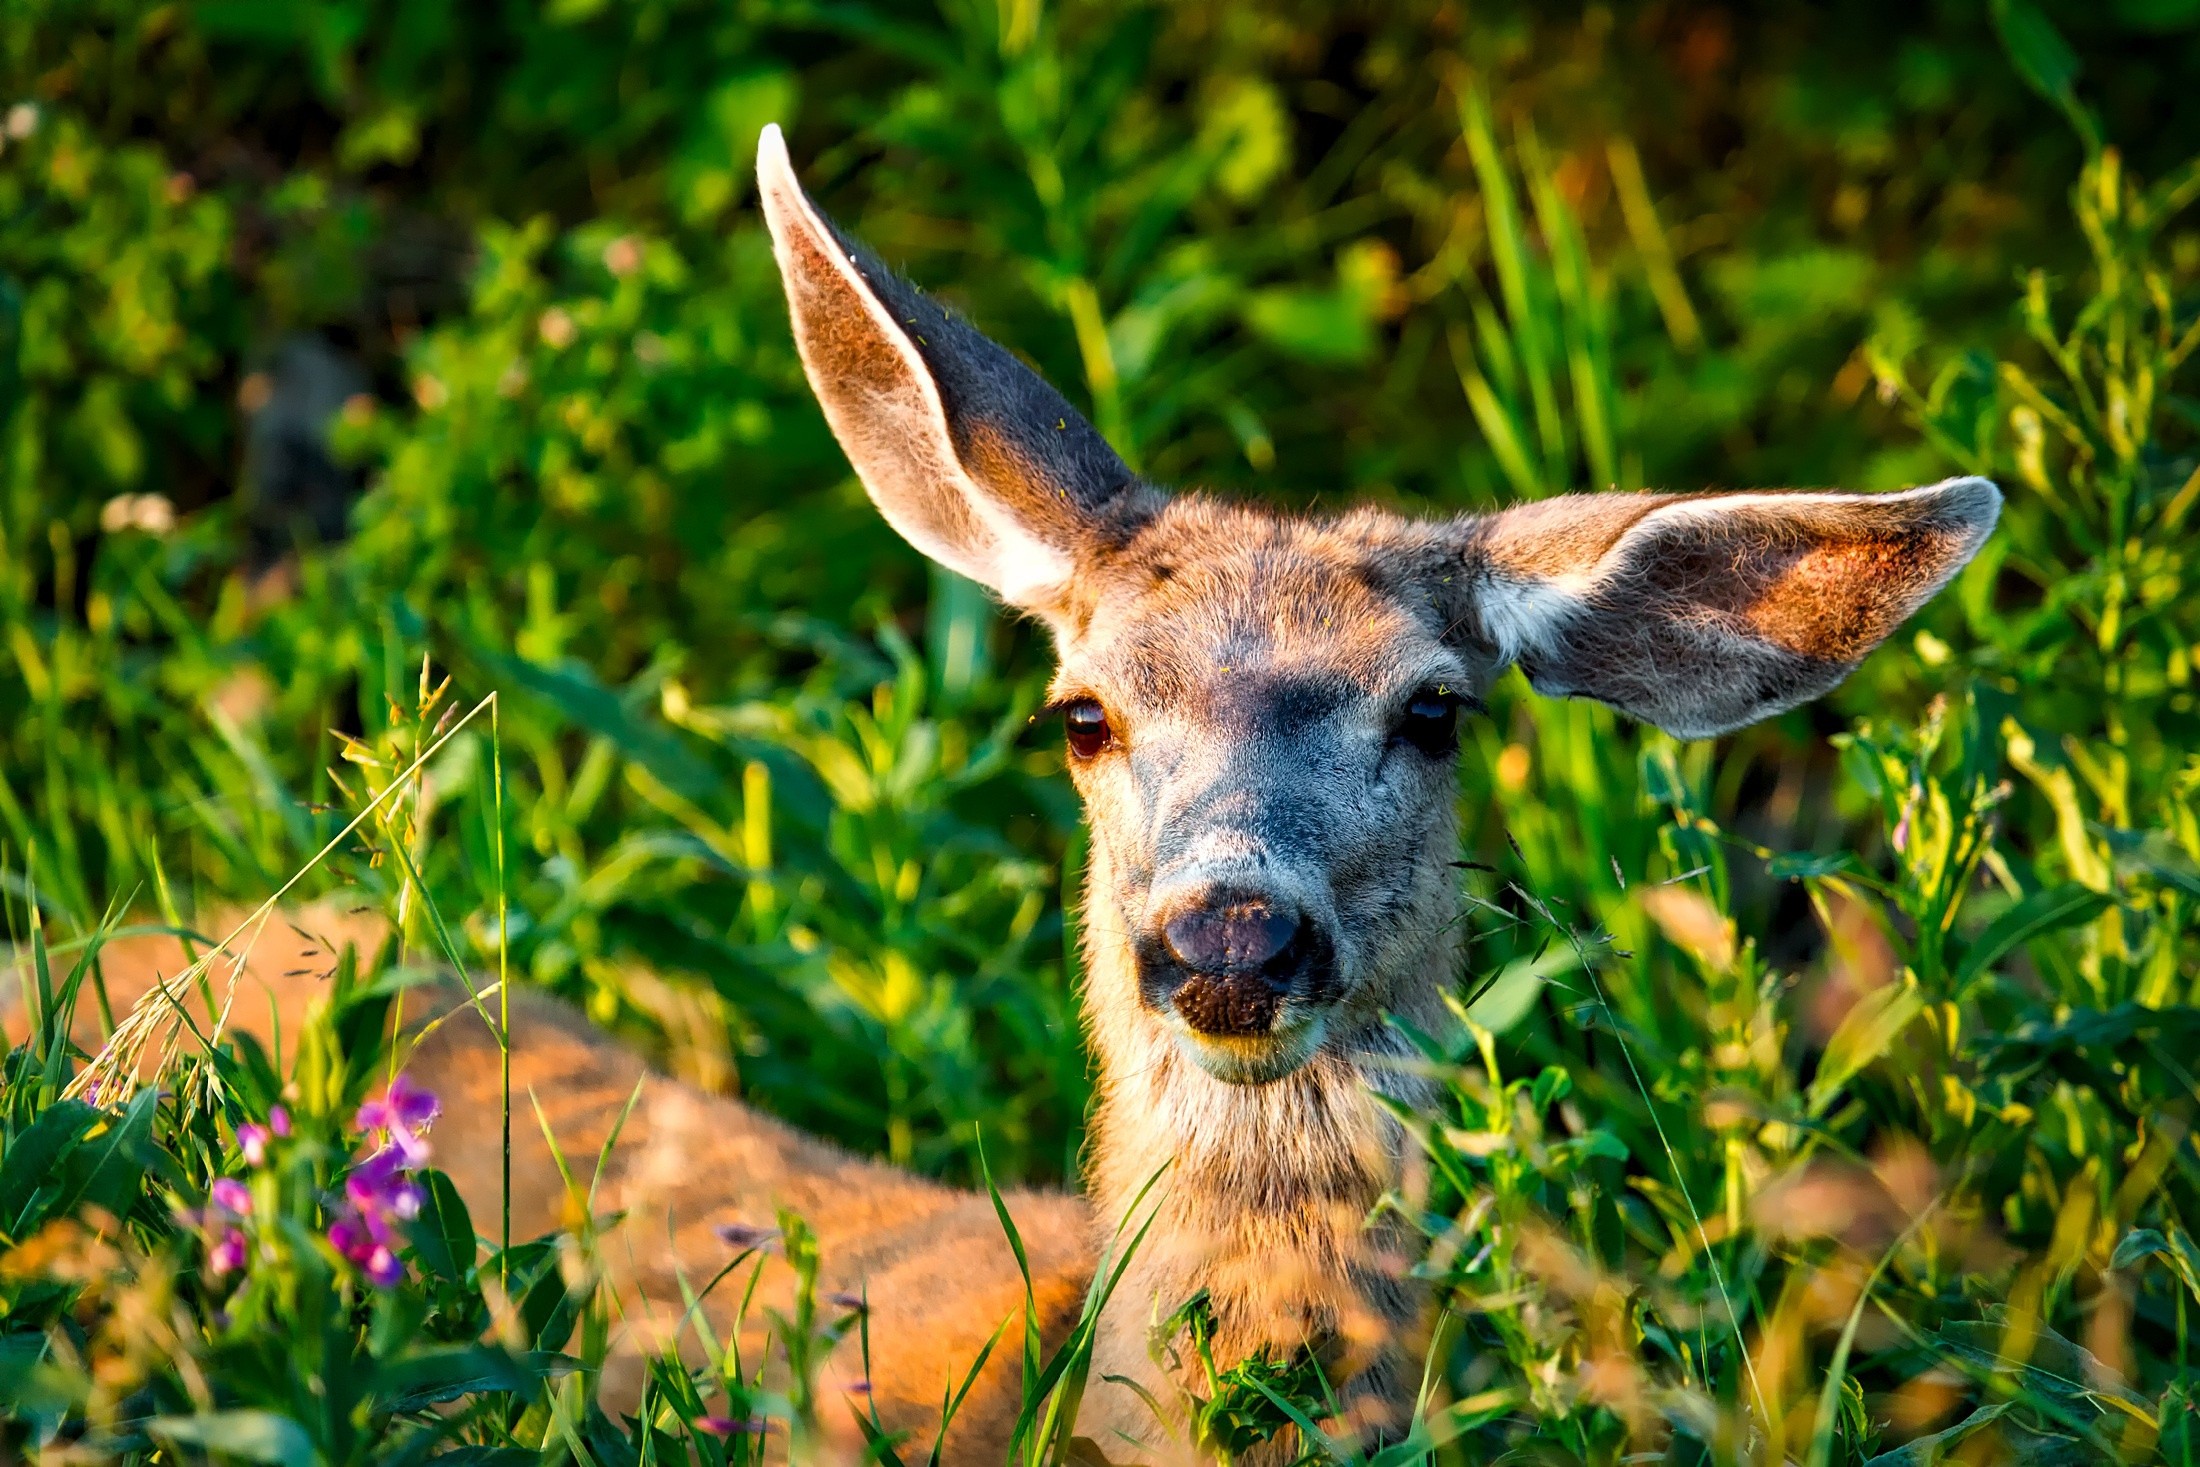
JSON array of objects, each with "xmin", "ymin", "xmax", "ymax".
[{"xmin": 7, "ymin": 123, "xmax": 2000, "ymax": 1463}]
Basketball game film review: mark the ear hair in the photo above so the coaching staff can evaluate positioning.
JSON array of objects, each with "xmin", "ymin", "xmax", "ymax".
[
  {"xmin": 756, "ymin": 125, "xmax": 1157, "ymax": 619},
  {"xmin": 1453, "ymin": 477, "xmax": 2002, "ymax": 738}
]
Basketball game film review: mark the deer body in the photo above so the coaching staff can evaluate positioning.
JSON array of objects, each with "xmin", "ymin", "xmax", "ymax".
[{"xmin": 13, "ymin": 128, "xmax": 2003, "ymax": 1463}]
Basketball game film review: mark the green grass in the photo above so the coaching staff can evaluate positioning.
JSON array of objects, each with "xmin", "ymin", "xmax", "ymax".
[{"xmin": 5, "ymin": 0, "xmax": 2200, "ymax": 1461}]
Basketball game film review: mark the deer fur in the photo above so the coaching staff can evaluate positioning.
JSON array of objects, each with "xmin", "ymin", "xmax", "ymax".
[{"xmin": 5, "ymin": 125, "xmax": 2001, "ymax": 1463}]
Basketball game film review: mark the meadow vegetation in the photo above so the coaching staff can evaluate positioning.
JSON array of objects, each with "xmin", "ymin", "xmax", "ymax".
[{"xmin": 4, "ymin": 0, "xmax": 2200, "ymax": 1461}]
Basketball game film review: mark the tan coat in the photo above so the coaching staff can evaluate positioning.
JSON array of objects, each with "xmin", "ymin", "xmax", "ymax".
[{"xmin": 5, "ymin": 908, "xmax": 1092, "ymax": 1459}]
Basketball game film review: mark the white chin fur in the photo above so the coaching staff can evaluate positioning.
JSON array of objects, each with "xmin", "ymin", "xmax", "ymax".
[{"xmin": 1174, "ymin": 1014, "xmax": 1327, "ymax": 1085}]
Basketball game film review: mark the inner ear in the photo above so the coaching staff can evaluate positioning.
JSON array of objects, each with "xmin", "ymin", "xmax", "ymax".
[
  {"xmin": 1450, "ymin": 478, "xmax": 2001, "ymax": 738},
  {"xmin": 757, "ymin": 125, "xmax": 1160, "ymax": 619}
]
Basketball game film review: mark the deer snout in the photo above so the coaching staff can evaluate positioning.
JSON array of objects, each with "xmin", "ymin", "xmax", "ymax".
[{"xmin": 1138, "ymin": 892, "xmax": 1334, "ymax": 1041}]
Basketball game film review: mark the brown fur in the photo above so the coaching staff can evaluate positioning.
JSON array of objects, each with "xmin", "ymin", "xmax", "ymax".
[{"xmin": 4, "ymin": 911, "xmax": 1090, "ymax": 1459}]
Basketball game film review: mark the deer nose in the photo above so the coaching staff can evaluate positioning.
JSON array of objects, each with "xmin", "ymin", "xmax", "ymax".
[
  {"xmin": 1142, "ymin": 894, "xmax": 1330, "ymax": 1041},
  {"xmin": 1162, "ymin": 900, "xmax": 1299, "ymax": 975}
]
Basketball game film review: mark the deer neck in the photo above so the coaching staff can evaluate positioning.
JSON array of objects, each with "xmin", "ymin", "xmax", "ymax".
[{"xmin": 1076, "ymin": 834, "xmax": 1458, "ymax": 1390}]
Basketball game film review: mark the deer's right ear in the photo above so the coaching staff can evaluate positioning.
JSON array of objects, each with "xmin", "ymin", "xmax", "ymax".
[{"xmin": 758, "ymin": 125, "xmax": 1154, "ymax": 619}]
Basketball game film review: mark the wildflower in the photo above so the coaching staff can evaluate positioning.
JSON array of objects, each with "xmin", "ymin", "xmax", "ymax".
[
  {"xmin": 238, "ymin": 1124, "xmax": 271, "ymax": 1167},
  {"xmin": 713, "ymin": 1221, "xmax": 780, "ymax": 1252},
  {"xmin": 1892, "ymin": 776, "xmax": 1923, "ymax": 855},
  {"xmin": 842, "ymin": 1379, "xmax": 872, "ymax": 1396},
  {"xmin": 827, "ymin": 1290, "xmax": 868, "ymax": 1313},
  {"xmin": 209, "ymin": 1178, "xmax": 252, "ymax": 1217},
  {"xmin": 356, "ymin": 1074, "xmax": 438, "ymax": 1167},
  {"xmin": 326, "ymin": 1078, "xmax": 438, "ymax": 1289},
  {"xmin": 328, "ymin": 1211, "xmax": 382, "ymax": 1263},
  {"xmin": 268, "ymin": 1106, "xmax": 292, "ymax": 1137},
  {"xmin": 208, "ymin": 1229, "xmax": 247, "ymax": 1276},
  {"xmin": 328, "ymin": 1207, "xmax": 407, "ymax": 1290},
  {"xmin": 364, "ymin": 1245, "xmax": 404, "ymax": 1288},
  {"xmin": 344, "ymin": 1145, "xmax": 424, "ymax": 1221},
  {"xmin": 697, "ymin": 1417, "xmax": 770, "ymax": 1437}
]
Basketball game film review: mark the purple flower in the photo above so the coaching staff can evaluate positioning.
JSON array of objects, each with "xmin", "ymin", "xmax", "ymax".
[
  {"xmin": 328, "ymin": 1213, "xmax": 375, "ymax": 1263},
  {"xmin": 344, "ymin": 1147, "xmax": 423, "ymax": 1220},
  {"xmin": 238, "ymin": 1124, "xmax": 271, "ymax": 1167},
  {"xmin": 209, "ymin": 1178, "xmax": 252, "ymax": 1217},
  {"xmin": 827, "ymin": 1291, "xmax": 868, "ymax": 1313},
  {"xmin": 207, "ymin": 1228, "xmax": 247, "ymax": 1276},
  {"xmin": 841, "ymin": 1379, "xmax": 871, "ymax": 1397},
  {"xmin": 713, "ymin": 1222, "xmax": 780, "ymax": 1252},
  {"xmin": 268, "ymin": 1105, "xmax": 292, "ymax": 1138},
  {"xmin": 356, "ymin": 1075, "xmax": 438, "ymax": 1166},
  {"xmin": 329, "ymin": 1211, "xmax": 406, "ymax": 1286},
  {"xmin": 363, "ymin": 1245, "xmax": 403, "ymax": 1289},
  {"xmin": 325, "ymin": 1079, "xmax": 436, "ymax": 1289},
  {"xmin": 697, "ymin": 1417, "xmax": 769, "ymax": 1438}
]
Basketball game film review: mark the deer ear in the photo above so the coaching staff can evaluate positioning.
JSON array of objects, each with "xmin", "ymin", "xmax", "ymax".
[
  {"xmin": 757, "ymin": 125, "xmax": 1154, "ymax": 616},
  {"xmin": 1454, "ymin": 477, "xmax": 2001, "ymax": 739}
]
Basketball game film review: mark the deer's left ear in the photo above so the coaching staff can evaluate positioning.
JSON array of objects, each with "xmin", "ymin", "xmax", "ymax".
[{"xmin": 1450, "ymin": 477, "xmax": 2002, "ymax": 739}]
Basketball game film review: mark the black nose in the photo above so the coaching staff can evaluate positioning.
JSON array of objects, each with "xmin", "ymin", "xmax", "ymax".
[
  {"xmin": 1141, "ymin": 896, "xmax": 1332, "ymax": 1038},
  {"xmin": 1163, "ymin": 900, "xmax": 1299, "ymax": 975}
]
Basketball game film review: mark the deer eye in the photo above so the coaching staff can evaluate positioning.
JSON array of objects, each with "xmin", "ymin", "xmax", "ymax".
[
  {"xmin": 1062, "ymin": 697, "xmax": 1115, "ymax": 759},
  {"xmin": 1398, "ymin": 687, "xmax": 1464, "ymax": 757}
]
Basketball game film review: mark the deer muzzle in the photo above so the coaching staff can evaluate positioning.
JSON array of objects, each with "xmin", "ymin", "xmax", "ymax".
[{"xmin": 1140, "ymin": 893, "xmax": 1335, "ymax": 1042}]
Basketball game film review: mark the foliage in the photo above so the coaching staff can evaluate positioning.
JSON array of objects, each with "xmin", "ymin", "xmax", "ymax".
[{"xmin": 4, "ymin": 0, "xmax": 2200, "ymax": 1462}]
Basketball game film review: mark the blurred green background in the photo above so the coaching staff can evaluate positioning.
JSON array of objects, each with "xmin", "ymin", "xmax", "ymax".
[{"xmin": 2, "ymin": 0, "xmax": 2197, "ymax": 1190}]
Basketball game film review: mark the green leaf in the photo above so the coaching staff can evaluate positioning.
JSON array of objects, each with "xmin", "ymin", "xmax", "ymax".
[
  {"xmin": 407, "ymin": 1169, "xmax": 477, "ymax": 1287},
  {"xmin": 375, "ymin": 1346, "xmax": 552, "ymax": 1413},
  {"xmin": 2112, "ymin": 1227, "xmax": 2167, "ymax": 1269},
  {"xmin": 1465, "ymin": 944, "xmax": 1578, "ymax": 1034},
  {"xmin": 2111, "ymin": 1226, "xmax": 2200, "ymax": 1302},
  {"xmin": 1768, "ymin": 850, "xmax": 1859, "ymax": 881},
  {"xmin": 1241, "ymin": 283, "xmax": 1376, "ymax": 366},
  {"xmin": 1935, "ymin": 1311, "xmax": 2153, "ymax": 1418},
  {"xmin": 1989, "ymin": 0, "xmax": 2104, "ymax": 150},
  {"xmin": 1954, "ymin": 883, "xmax": 2112, "ymax": 990},
  {"xmin": 54, "ymin": 1085, "xmax": 161, "ymax": 1221},
  {"xmin": 1992, "ymin": 0, "xmax": 2079, "ymax": 100},
  {"xmin": 1807, "ymin": 981, "xmax": 1923, "ymax": 1116},
  {"xmin": 0, "ymin": 1099, "xmax": 100, "ymax": 1232},
  {"xmin": 150, "ymin": 1410, "xmax": 320, "ymax": 1467},
  {"xmin": 1860, "ymin": 1402, "xmax": 2016, "ymax": 1467},
  {"xmin": 1531, "ymin": 1065, "xmax": 1572, "ymax": 1110}
]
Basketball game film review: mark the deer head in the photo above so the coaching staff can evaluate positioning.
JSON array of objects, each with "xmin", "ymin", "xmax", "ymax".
[{"xmin": 756, "ymin": 125, "xmax": 1999, "ymax": 1102}]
